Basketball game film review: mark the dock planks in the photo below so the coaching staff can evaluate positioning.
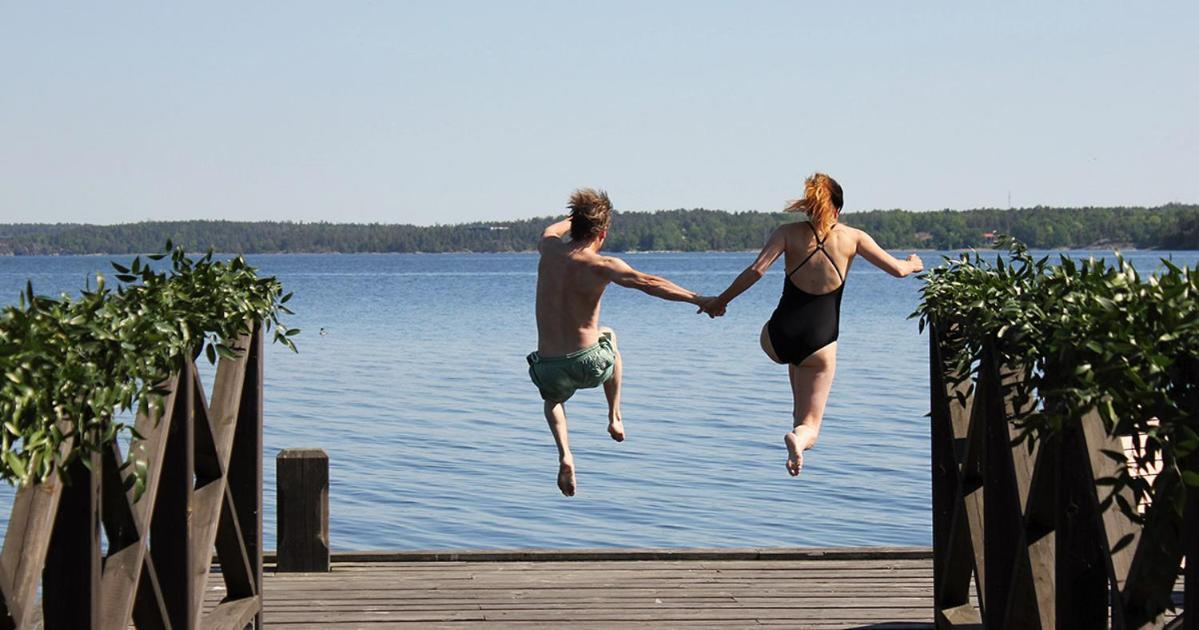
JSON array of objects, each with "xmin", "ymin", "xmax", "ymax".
[{"xmin": 205, "ymin": 547, "xmax": 966, "ymax": 628}]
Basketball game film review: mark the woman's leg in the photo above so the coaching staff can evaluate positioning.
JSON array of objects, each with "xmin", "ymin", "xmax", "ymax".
[
  {"xmin": 783, "ymin": 342, "xmax": 837, "ymax": 476},
  {"xmin": 760, "ymin": 323, "xmax": 784, "ymax": 364}
]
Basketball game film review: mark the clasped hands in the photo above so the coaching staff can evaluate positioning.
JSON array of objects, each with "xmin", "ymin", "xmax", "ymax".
[{"xmin": 695, "ymin": 296, "xmax": 728, "ymax": 319}]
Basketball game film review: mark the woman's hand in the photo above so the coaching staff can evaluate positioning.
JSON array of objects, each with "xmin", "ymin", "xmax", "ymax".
[
  {"xmin": 698, "ymin": 296, "xmax": 727, "ymax": 318},
  {"xmin": 906, "ymin": 254, "xmax": 925, "ymax": 274}
]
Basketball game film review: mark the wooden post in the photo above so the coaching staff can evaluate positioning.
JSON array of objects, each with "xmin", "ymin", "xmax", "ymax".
[
  {"xmin": 152, "ymin": 362, "xmax": 196, "ymax": 629},
  {"xmin": 1184, "ymin": 360, "xmax": 1198, "ymax": 630},
  {"xmin": 228, "ymin": 326, "xmax": 265, "ymax": 626},
  {"xmin": 1054, "ymin": 424, "xmax": 1110, "ymax": 629},
  {"xmin": 980, "ymin": 349, "xmax": 1021, "ymax": 629},
  {"xmin": 1181, "ymin": 452, "xmax": 1196, "ymax": 630},
  {"xmin": 41, "ymin": 450, "xmax": 101, "ymax": 630},
  {"xmin": 930, "ymin": 326, "xmax": 956, "ymax": 605},
  {"xmin": 277, "ymin": 448, "xmax": 330, "ymax": 572}
]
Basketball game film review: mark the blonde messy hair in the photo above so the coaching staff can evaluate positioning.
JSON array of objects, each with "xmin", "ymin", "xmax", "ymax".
[
  {"xmin": 568, "ymin": 188, "xmax": 612, "ymax": 241},
  {"xmin": 785, "ymin": 173, "xmax": 843, "ymax": 238}
]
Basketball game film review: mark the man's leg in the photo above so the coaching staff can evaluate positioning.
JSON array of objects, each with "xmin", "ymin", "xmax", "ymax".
[
  {"xmin": 600, "ymin": 327, "xmax": 624, "ymax": 442},
  {"xmin": 544, "ymin": 400, "xmax": 576, "ymax": 496}
]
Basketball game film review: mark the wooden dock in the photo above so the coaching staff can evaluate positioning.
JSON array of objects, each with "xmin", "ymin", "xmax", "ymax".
[{"xmin": 207, "ymin": 547, "xmax": 960, "ymax": 629}]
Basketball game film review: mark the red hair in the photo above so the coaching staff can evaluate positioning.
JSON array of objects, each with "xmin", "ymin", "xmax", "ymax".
[{"xmin": 785, "ymin": 173, "xmax": 843, "ymax": 238}]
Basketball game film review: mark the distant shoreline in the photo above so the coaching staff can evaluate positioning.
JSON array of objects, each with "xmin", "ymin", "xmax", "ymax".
[{"xmin": 1, "ymin": 205, "xmax": 1196, "ymax": 254}]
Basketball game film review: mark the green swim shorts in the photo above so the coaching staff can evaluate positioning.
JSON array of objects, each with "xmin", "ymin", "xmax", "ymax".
[{"xmin": 527, "ymin": 331, "xmax": 617, "ymax": 402}]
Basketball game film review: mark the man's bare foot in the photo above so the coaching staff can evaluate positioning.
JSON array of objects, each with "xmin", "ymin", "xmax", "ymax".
[
  {"xmin": 784, "ymin": 432, "xmax": 804, "ymax": 477},
  {"xmin": 557, "ymin": 458, "xmax": 577, "ymax": 496},
  {"xmin": 607, "ymin": 414, "xmax": 625, "ymax": 442}
]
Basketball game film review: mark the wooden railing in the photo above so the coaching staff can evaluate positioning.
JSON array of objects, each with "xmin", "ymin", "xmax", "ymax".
[
  {"xmin": 930, "ymin": 323, "xmax": 1196, "ymax": 629},
  {"xmin": 0, "ymin": 325, "xmax": 264, "ymax": 629}
]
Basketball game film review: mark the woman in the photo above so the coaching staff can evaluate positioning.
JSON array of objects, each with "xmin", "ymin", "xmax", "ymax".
[{"xmin": 703, "ymin": 173, "xmax": 924, "ymax": 476}]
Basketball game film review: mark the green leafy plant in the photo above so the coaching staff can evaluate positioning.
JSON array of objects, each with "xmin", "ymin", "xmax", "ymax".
[
  {"xmin": 914, "ymin": 238, "xmax": 1199, "ymax": 520},
  {"xmin": 0, "ymin": 242, "xmax": 297, "ymax": 486}
]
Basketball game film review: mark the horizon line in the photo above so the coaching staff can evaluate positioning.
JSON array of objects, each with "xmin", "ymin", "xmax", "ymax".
[{"xmin": 2, "ymin": 202, "xmax": 1195, "ymax": 229}]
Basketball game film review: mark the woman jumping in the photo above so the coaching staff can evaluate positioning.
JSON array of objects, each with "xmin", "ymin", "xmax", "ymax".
[{"xmin": 702, "ymin": 173, "xmax": 924, "ymax": 476}]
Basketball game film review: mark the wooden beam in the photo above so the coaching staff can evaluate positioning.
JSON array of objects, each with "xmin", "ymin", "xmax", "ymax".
[
  {"xmin": 0, "ymin": 475, "xmax": 64, "ymax": 629},
  {"xmin": 100, "ymin": 374, "xmax": 179, "ymax": 630},
  {"xmin": 227, "ymin": 326, "xmax": 264, "ymax": 627},
  {"xmin": 1185, "ymin": 451, "xmax": 1198, "ymax": 630},
  {"xmin": 202, "ymin": 595, "xmax": 261, "ymax": 629},
  {"xmin": 152, "ymin": 361, "xmax": 197, "ymax": 629},
  {"xmin": 187, "ymin": 334, "xmax": 251, "ymax": 622},
  {"xmin": 929, "ymin": 326, "xmax": 982, "ymax": 628},
  {"xmin": 936, "ymin": 349, "xmax": 987, "ymax": 623},
  {"xmin": 215, "ymin": 484, "xmax": 256, "ymax": 599},
  {"xmin": 979, "ymin": 350, "xmax": 1025, "ymax": 628},
  {"xmin": 42, "ymin": 449, "xmax": 101, "ymax": 630},
  {"xmin": 1055, "ymin": 425, "xmax": 1110, "ymax": 629},
  {"xmin": 131, "ymin": 553, "xmax": 172, "ymax": 630}
]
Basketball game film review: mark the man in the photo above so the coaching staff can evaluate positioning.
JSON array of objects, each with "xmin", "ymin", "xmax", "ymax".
[{"xmin": 528, "ymin": 188, "xmax": 710, "ymax": 496}]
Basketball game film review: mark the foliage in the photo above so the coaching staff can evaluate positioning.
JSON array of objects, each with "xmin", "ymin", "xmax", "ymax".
[
  {"xmin": 0, "ymin": 243, "xmax": 297, "ymax": 486},
  {"xmin": 914, "ymin": 239, "xmax": 1199, "ymax": 523},
  {"xmin": 0, "ymin": 203, "xmax": 1196, "ymax": 255}
]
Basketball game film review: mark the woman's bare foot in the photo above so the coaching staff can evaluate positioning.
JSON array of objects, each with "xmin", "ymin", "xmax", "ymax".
[
  {"xmin": 784, "ymin": 432, "xmax": 804, "ymax": 477},
  {"xmin": 557, "ymin": 458, "xmax": 577, "ymax": 496},
  {"xmin": 607, "ymin": 413, "xmax": 625, "ymax": 442}
]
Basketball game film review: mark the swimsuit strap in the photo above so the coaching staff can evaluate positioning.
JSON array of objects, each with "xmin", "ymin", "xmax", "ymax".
[{"xmin": 787, "ymin": 222, "xmax": 845, "ymax": 282}]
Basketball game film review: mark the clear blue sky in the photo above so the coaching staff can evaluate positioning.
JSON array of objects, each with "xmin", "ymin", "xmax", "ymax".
[{"xmin": 1, "ymin": 2, "xmax": 1196, "ymax": 225}]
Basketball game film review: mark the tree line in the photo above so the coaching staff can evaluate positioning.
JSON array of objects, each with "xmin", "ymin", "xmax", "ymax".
[{"xmin": 1, "ymin": 204, "xmax": 1196, "ymax": 255}]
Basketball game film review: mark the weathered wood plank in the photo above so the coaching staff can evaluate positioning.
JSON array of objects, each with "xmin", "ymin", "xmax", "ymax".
[
  {"xmin": 196, "ymin": 555, "xmax": 967, "ymax": 627},
  {"xmin": 202, "ymin": 594, "xmax": 260, "ymax": 629}
]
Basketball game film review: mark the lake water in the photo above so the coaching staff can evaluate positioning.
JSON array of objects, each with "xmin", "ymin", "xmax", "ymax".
[{"xmin": 1, "ymin": 249, "xmax": 1195, "ymax": 551}]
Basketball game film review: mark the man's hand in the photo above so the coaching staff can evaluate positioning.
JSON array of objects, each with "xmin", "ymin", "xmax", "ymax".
[{"xmin": 697, "ymin": 296, "xmax": 727, "ymax": 318}]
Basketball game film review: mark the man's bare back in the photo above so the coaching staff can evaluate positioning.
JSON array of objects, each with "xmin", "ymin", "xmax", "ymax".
[{"xmin": 535, "ymin": 237, "xmax": 610, "ymax": 357}]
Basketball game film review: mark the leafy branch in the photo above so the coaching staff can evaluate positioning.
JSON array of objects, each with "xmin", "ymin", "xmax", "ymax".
[
  {"xmin": 0, "ymin": 242, "xmax": 298, "ymax": 485},
  {"xmin": 914, "ymin": 238, "xmax": 1199, "ymax": 522}
]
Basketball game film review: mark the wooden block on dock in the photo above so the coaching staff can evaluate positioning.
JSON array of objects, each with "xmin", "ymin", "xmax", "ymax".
[{"xmin": 276, "ymin": 448, "xmax": 330, "ymax": 572}]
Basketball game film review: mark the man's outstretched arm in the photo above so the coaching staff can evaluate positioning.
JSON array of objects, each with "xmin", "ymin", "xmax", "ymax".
[{"xmin": 598, "ymin": 256, "xmax": 706, "ymax": 305}]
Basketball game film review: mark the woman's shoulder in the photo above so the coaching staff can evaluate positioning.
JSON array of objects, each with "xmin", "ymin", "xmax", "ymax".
[{"xmin": 832, "ymin": 223, "xmax": 866, "ymax": 239}]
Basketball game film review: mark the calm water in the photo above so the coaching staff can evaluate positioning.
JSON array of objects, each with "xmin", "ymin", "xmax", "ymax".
[{"xmin": 1, "ymin": 249, "xmax": 1195, "ymax": 550}]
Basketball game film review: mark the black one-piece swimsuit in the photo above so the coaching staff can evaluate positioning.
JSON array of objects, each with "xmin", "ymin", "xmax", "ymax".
[{"xmin": 767, "ymin": 223, "xmax": 845, "ymax": 365}]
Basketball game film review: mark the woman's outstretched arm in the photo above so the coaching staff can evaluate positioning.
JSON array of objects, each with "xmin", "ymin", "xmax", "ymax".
[
  {"xmin": 703, "ymin": 227, "xmax": 786, "ymax": 317},
  {"xmin": 855, "ymin": 230, "xmax": 924, "ymax": 277}
]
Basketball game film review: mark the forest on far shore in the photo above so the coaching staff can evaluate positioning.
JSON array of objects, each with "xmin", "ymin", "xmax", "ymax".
[{"xmin": 1, "ymin": 203, "xmax": 1196, "ymax": 255}]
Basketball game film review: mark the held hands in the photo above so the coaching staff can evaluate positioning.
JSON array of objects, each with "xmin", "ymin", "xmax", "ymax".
[{"xmin": 696, "ymin": 296, "xmax": 728, "ymax": 319}]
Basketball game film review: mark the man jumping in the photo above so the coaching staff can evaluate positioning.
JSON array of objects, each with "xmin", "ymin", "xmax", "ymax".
[{"xmin": 528, "ymin": 188, "xmax": 710, "ymax": 496}]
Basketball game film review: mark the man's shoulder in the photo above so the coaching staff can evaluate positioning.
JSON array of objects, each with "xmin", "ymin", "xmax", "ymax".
[{"xmin": 588, "ymin": 252, "xmax": 629, "ymax": 272}]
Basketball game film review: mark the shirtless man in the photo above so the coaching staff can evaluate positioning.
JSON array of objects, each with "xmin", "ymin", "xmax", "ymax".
[{"xmin": 528, "ymin": 188, "xmax": 710, "ymax": 496}]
